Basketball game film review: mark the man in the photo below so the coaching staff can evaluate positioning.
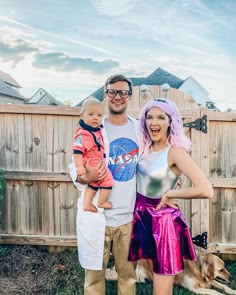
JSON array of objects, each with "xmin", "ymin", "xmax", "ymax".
[{"xmin": 74, "ymin": 74, "xmax": 139, "ymax": 295}]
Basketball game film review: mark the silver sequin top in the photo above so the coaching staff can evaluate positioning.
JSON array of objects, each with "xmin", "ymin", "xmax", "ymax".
[{"xmin": 137, "ymin": 146, "xmax": 179, "ymax": 198}]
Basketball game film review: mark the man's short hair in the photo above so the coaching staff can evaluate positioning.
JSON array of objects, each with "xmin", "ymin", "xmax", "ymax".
[{"xmin": 104, "ymin": 74, "xmax": 133, "ymax": 94}]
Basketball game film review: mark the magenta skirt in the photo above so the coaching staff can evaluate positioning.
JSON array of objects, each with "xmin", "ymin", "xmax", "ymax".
[{"xmin": 128, "ymin": 193, "xmax": 197, "ymax": 275}]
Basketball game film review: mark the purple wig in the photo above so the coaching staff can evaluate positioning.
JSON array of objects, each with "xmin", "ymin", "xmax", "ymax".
[{"xmin": 139, "ymin": 98, "xmax": 191, "ymax": 154}]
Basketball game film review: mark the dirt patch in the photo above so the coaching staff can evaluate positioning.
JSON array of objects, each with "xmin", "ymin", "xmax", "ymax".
[{"xmin": 0, "ymin": 245, "xmax": 84, "ymax": 295}]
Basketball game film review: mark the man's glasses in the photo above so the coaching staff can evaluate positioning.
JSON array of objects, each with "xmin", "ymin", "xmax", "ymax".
[{"xmin": 105, "ymin": 89, "xmax": 132, "ymax": 99}]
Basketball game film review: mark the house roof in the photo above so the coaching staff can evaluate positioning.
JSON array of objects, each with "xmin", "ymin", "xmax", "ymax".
[
  {"xmin": 205, "ymin": 100, "xmax": 219, "ymax": 111},
  {"xmin": 145, "ymin": 67, "xmax": 184, "ymax": 88},
  {"xmin": 0, "ymin": 79, "xmax": 26, "ymax": 100},
  {"xmin": 0, "ymin": 71, "xmax": 22, "ymax": 88},
  {"xmin": 130, "ymin": 77, "xmax": 147, "ymax": 86},
  {"xmin": 182, "ymin": 76, "xmax": 209, "ymax": 95},
  {"xmin": 25, "ymin": 88, "xmax": 64, "ymax": 105}
]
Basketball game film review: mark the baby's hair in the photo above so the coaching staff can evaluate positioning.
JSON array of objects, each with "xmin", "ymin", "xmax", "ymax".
[{"xmin": 80, "ymin": 97, "xmax": 102, "ymax": 114}]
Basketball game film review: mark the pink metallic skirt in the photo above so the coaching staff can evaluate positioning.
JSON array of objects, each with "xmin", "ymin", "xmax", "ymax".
[{"xmin": 128, "ymin": 193, "xmax": 197, "ymax": 275}]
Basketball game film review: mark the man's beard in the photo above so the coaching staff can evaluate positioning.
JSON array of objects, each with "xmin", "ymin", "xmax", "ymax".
[{"xmin": 108, "ymin": 105, "xmax": 126, "ymax": 115}]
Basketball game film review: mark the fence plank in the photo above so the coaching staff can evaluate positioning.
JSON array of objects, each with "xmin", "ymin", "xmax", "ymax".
[
  {"xmin": 189, "ymin": 109, "xmax": 202, "ymax": 237},
  {"xmin": 210, "ymin": 178, "xmax": 236, "ymax": 188},
  {"xmin": 3, "ymin": 171, "xmax": 71, "ymax": 181},
  {"xmin": 0, "ymin": 104, "xmax": 81, "ymax": 115},
  {"xmin": 207, "ymin": 242, "xmax": 236, "ymax": 254},
  {"xmin": 200, "ymin": 107, "xmax": 210, "ymax": 238},
  {"xmin": 1, "ymin": 234, "xmax": 77, "ymax": 246}
]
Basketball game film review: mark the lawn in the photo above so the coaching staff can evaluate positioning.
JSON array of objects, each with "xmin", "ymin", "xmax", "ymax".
[{"xmin": 0, "ymin": 245, "xmax": 235, "ymax": 295}]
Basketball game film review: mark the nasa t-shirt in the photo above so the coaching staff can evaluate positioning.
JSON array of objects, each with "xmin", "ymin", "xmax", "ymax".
[{"xmin": 103, "ymin": 119, "xmax": 139, "ymax": 227}]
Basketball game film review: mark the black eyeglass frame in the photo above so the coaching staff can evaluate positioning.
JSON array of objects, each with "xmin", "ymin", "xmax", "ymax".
[{"xmin": 105, "ymin": 89, "xmax": 132, "ymax": 99}]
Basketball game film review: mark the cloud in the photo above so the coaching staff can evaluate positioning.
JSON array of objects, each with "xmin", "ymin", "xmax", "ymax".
[
  {"xmin": 0, "ymin": 36, "xmax": 119, "ymax": 74},
  {"xmin": 0, "ymin": 25, "xmax": 34, "ymax": 38},
  {"xmin": 32, "ymin": 52, "xmax": 119, "ymax": 74},
  {"xmin": 0, "ymin": 38, "xmax": 38, "ymax": 64}
]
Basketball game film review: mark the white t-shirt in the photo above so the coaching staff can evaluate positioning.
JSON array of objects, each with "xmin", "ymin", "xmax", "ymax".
[{"xmin": 103, "ymin": 118, "xmax": 139, "ymax": 227}]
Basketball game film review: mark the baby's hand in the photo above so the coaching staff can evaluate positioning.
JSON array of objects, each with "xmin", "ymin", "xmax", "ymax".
[{"xmin": 76, "ymin": 165, "xmax": 86, "ymax": 176}]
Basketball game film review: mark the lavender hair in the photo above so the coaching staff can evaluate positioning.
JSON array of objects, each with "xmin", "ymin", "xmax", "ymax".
[{"xmin": 139, "ymin": 98, "xmax": 191, "ymax": 154}]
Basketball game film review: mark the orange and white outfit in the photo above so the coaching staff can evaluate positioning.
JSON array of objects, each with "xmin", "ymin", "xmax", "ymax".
[{"xmin": 72, "ymin": 119, "xmax": 113, "ymax": 190}]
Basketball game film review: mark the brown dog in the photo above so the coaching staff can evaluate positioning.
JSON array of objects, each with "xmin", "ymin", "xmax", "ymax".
[{"xmin": 105, "ymin": 252, "xmax": 236, "ymax": 295}]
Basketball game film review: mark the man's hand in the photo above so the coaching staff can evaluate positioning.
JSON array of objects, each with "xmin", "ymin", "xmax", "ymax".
[
  {"xmin": 76, "ymin": 165, "xmax": 86, "ymax": 176},
  {"xmin": 76, "ymin": 160, "xmax": 107, "ymax": 184}
]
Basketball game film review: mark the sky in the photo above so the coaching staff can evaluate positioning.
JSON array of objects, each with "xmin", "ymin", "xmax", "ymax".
[{"xmin": 0, "ymin": 0, "xmax": 235, "ymax": 110}]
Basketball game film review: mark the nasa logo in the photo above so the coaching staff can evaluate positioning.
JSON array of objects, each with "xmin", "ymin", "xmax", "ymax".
[{"xmin": 108, "ymin": 138, "xmax": 138, "ymax": 182}]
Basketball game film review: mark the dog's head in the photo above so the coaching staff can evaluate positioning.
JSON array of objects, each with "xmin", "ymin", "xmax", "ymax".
[{"xmin": 199, "ymin": 253, "xmax": 230, "ymax": 283}]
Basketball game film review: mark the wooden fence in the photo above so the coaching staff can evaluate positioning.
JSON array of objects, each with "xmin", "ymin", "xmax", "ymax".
[{"xmin": 0, "ymin": 86, "xmax": 235, "ymax": 254}]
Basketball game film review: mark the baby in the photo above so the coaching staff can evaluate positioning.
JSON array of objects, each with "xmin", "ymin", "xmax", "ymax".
[{"xmin": 72, "ymin": 97, "xmax": 113, "ymax": 212}]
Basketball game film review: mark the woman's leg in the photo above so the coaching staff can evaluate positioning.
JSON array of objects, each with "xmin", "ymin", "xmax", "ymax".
[{"xmin": 153, "ymin": 273, "xmax": 174, "ymax": 295}]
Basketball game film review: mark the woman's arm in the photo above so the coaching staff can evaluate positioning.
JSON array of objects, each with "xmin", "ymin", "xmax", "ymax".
[
  {"xmin": 167, "ymin": 147, "xmax": 214, "ymax": 200},
  {"xmin": 156, "ymin": 147, "xmax": 213, "ymax": 210}
]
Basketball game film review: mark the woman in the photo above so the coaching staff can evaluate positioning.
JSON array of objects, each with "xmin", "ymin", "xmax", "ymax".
[{"xmin": 128, "ymin": 98, "xmax": 213, "ymax": 295}]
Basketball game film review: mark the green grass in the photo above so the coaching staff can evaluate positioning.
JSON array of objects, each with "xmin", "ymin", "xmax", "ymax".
[
  {"xmin": 0, "ymin": 245, "xmax": 235, "ymax": 295},
  {"xmin": 106, "ymin": 279, "xmax": 194, "ymax": 295}
]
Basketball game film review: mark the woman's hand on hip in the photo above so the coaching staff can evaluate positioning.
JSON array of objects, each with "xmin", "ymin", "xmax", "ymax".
[{"xmin": 156, "ymin": 193, "xmax": 178, "ymax": 210}]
